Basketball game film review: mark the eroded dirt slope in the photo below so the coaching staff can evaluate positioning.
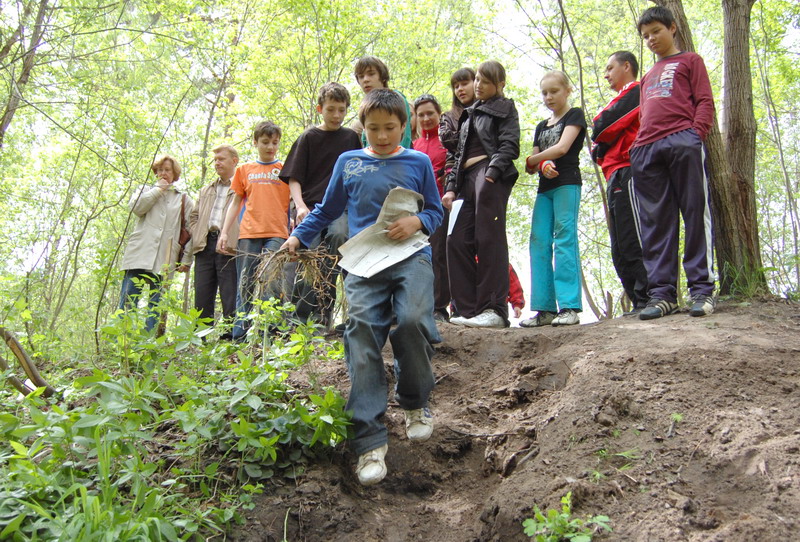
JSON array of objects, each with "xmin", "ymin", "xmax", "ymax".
[{"xmin": 236, "ymin": 300, "xmax": 800, "ymax": 541}]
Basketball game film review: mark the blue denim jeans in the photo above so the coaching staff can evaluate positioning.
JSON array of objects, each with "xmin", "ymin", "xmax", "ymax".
[
  {"xmin": 343, "ymin": 253, "xmax": 440, "ymax": 455},
  {"xmin": 529, "ymin": 184, "xmax": 583, "ymax": 312},
  {"xmin": 118, "ymin": 269, "xmax": 163, "ymax": 332},
  {"xmin": 232, "ymin": 237, "xmax": 285, "ymax": 340}
]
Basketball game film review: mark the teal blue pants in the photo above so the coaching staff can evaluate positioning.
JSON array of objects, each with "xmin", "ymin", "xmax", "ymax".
[{"xmin": 529, "ymin": 184, "xmax": 582, "ymax": 312}]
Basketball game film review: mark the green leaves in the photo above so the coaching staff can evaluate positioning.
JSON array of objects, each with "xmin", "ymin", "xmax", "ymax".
[{"xmin": 522, "ymin": 492, "xmax": 612, "ymax": 541}]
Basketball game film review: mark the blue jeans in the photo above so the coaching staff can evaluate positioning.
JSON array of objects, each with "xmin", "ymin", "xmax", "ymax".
[
  {"xmin": 529, "ymin": 184, "xmax": 582, "ymax": 312},
  {"xmin": 232, "ymin": 237, "xmax": 285, "ymax": 340},
  {"xmin": 118, "ymin": 269, "xmax": 163, "ymax": 332},
  {"xmin": 343, "ymin": 253, "xmax": 440, "ymax": 455}
]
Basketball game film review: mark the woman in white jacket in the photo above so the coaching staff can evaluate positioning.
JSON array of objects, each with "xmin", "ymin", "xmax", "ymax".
[{"xmin": 118, "ymin": 155, "xmax": 194, "ymax": 331}]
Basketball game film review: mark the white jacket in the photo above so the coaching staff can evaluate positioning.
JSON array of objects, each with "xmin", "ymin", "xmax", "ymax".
[{"xmin": 121, "ymin": 185, "xmax": 194, "ymax": 275}]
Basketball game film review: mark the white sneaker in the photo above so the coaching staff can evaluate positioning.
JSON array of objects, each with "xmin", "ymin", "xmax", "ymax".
[
  {"xmin": 461, "ymin": 309, "xmax": 505, "ymax": 328},
  {"xmin": 356, "ymin": 444, "xmax": 388, "ymax": 486},
  {"xmin": 449, "ymin": 315, "xmax": 469, "ymax": 326},
  {"xmin": 405, "ymin": 408, "xmax": 434, "ymax": 441},
  {"xmin": 551, "ymin": 308, "xmax": 579, "ymax": 326}
]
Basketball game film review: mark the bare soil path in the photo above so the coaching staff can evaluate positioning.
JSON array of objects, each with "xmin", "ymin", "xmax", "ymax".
[{"xmin": 236, "ymin": 300, "xmax": 800, "ymax": 541}]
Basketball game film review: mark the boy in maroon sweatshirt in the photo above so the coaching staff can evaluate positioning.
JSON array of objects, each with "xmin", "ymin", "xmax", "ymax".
[{"xmin": 630, "ymin": 6, "xmax": 716, "ymax": 320}]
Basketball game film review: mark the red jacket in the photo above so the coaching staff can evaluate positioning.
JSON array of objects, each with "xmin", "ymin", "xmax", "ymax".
[
  {"xmin": 591, "ymin": 81, "xmax": 640, "ymax": 180},
  {"xmin": 413, "ymin": 128, "xmax": 447, "ymax": 196},
  {"xmin": 508, "ymin": 264, "xmax": 524, "ymax": 309}
]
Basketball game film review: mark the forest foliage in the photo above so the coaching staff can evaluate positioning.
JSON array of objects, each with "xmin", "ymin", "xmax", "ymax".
[
  {"xmin": 1, "ymin": 0, "xmax": 799, "ymax": 357},
  {"xmin": 1, "ymin": 0, "xmax": 799, "ymax": 538}
]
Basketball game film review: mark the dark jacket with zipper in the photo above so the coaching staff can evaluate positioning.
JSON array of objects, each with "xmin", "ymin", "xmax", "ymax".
[{"xmin": 444, "ymin": 96, "xmax": 520, "ymax": 194}]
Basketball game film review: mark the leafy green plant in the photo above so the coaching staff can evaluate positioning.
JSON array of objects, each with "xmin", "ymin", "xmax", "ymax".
[
  {"xmin": 0, "ymin": 302, "xmax": 350, "ymax": 540},
  {"xmin": 522, "ymin": 492, "xmax": 612, "ymax": 541}
]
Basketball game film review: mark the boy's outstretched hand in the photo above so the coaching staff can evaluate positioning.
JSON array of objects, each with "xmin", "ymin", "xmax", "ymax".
[
  {"xmin": 281, "ymin": 236, "xmax": 301, "ymax": 255},
  {"xmin": 386, "ymin": 216, "xmax": 422, "ymax": 241}
]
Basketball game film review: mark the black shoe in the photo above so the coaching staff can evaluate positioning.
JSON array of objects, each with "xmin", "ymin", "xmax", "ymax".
[
  {"xmin": 689, "ymin": 295, "xmax": 715, "ymax": 317},
  {"xmin": 639, "ymin": 298, "xmax": 679, "ymax": 320}
]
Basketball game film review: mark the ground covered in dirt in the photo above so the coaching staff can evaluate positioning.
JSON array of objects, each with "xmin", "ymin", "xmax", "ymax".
[{"xmin": 235, "ymin": 300, "xmax": 800, "ymax": 541}]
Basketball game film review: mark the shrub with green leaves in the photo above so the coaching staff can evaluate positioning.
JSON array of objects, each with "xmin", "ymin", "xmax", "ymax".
[
  {"xmin": 0, "ymin": 302, "xmax": 350, "ymax": 540},
  {"xmin": 522, "ymin": 492, "xmax": 612, "ymax": 542}
]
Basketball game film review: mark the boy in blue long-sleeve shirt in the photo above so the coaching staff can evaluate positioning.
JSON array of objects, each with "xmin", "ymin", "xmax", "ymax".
[{"xmin": 282, "ymin": 89, "xmax": 443, "ymax": 487}]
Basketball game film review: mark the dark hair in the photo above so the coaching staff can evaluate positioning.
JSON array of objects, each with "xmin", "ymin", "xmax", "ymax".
[
  {"xmin": 610, "ymin": 51, "xmax": 639, "ymax": 78},
  {"xmin": 476, "ymin": 60, "xmax": 507, "ymax": 97},
  {"xmin": 414, "ymin": 94, "xmax": 441, "ymax": 114},
  {"xmin": 253, "ymin": 120, "xmax": 281, "ymax": 141},
  {"xmin": 358, "ymin": 88, "xmax": 407, "ymax": 125},
  {"xmin": 317, "ymin": 82, "xmax": 351, "ymax": 107},
  {"xmin": 354, "ymin": 56, "xmax": 390, "ymax": 87},
  {"xmin": 637, "ymin": 6, "xmax": 676, "ymax": 33},
  {"xmin": 449, "ymin": 67, "xmax": 476, "ymax": 113}
]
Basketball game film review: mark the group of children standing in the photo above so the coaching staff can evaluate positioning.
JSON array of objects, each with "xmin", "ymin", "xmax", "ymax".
[{"xmin": 118, "ymin": 5, "xmax": 717, "ymax": 486}]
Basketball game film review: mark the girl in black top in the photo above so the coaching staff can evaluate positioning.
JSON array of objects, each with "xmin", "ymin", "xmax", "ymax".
[
  {"xmin": 442, "ymin": 61, "xmax": 520, "ymax": 328},
  {"xmin": 521, "ymin": 71, "xmax": 587, "ymax": 328}
]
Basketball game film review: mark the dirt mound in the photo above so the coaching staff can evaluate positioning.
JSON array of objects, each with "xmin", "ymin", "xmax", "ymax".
[{"xmin": 235, "ymin": 300, "xmax": 800, "ymax": 541}]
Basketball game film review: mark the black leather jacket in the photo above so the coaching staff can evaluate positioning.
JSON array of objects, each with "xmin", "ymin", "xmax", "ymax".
[{"xmin": 444, "ymin": 96, "xmax": 520, "ymax": 194}]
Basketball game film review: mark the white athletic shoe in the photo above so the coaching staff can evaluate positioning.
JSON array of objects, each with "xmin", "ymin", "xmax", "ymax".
[
  {"xmin": 551, "ymin": 308, "xmax": 580, "ymax": 326},
  {"xmin": 405, "ymin": 408, "xmax": 434, "ymax": 441},
  {"xmin": 461, "ymin": 309, "xmax": 505, "ymax": 328},
  {"xmin": 356, "ymin": 444, "xmax": 388, "ymax": 486}
]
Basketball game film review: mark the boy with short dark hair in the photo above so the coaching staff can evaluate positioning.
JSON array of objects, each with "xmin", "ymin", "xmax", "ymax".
[
  {"xmin": 219, "ymin": 121, "xmax": 289, "ymax": 340},
  {"xmin": 280, "ymin": 83, "xmax": 361, "ymax": 325},
  {"xmin": 282, "ymin": 89, "xmax": 443, "ymax": 486},
  {"xmin": 591, "ymin": 50, "xmax": 649, "ymax": 314},
  {"xmin": 353, "ymin": 56, "xmax": 413, "ymax": 148},
  {"xmin": 631, "ymin": 6, "xmax": 716, "ymax": 320}
]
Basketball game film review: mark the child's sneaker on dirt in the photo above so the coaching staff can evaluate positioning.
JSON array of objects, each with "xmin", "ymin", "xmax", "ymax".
[
  {"xmin": 519, "ymin": 311, "xmax": 556, "ymax": 327},
  {"xmin": 405, "ymin": 408, "xmax": 434, "ymax": 441},
  {"xmin": 449, "ymin": 315, "xmax": 469, "ymax": 326},
  {"xmin": 462, "ymin": 309, "xmax": 505, "ymax": 328},
  {"xmin": 551, "ymin": 308, "xmax": 580, "ymax": 326},
  {"xmin": 689, "ymin": 295, "xmax": 716, "ymax": 317},
  {"xmin": 639, "ymin": 298, "xmax": 679, "ymax": 320},
  {"xmin": 356, "ymin": 444, "xmax": 388, "ymax": 486}
]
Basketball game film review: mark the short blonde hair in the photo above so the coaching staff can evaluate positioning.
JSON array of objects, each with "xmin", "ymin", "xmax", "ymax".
[
  {"xmin": 212, "ymin": 144, "xmax": 239, "ymax": 161},
  {"xmin": 541, "ymin": 70, "xmax": 572, "ymax": 91},
  {"xmin": 151, "ymin": 155, "xmax": 181, "ymax": 180}
]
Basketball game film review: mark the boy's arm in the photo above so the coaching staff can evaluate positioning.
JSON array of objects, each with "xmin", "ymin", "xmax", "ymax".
[
  {"xmin": 290, "ymin": 156, "xmax": 349, "ymax": 248},
  {"xmin": 690, "ymin": 55, "xmax": 715, "ymax": 140},
  {"xmin": 411, "ymin": 158, "xmax": 444, "ymax": 237},
  {"xmin": 217, "ymin": 193, "xmax": 242, "ymax": 255},
  {"xmin": 289, "ymin": 179, "xmax": 310, "ymax": 223}
]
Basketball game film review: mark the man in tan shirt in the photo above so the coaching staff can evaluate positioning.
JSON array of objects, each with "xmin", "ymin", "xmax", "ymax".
[{"xmin": 189, "ymin": 145, "xmax": 239, "ymax": 338}]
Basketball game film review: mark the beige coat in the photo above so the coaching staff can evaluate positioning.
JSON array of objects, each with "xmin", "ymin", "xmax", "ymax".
[
  {"xmin": 121, "ymin": 185, "xmax": 194, "ymax": 275},
  {"xmin": 188, "ymin": 177, "xmax": 239, "ymax": 255}
]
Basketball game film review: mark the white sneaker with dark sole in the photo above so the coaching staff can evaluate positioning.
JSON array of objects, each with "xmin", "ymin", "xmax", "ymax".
[
  {"xmin": 461, "ymin": 309, "xmax": 505, "ymax": 328},
  {"xmin": 356, "ymin": 444, "xmax": 388, "ymax": 486},
  {"xmin": 551, "ymin": 308, "xmax": 580, "ymax": 326},
  {"xmin": 405, "ymin": 408, "xmax": 434, "ymax": 441}
]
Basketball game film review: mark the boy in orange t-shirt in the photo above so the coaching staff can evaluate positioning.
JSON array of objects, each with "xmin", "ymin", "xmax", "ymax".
[{"xmin": 219, "ymin": 120, "xmax": 290, "ymax": 340}]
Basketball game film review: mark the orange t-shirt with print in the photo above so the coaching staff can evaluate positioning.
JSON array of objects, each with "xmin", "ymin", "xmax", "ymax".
[{"xmin": 231, "ymin": 160, "xmax": 290, "ymax": 239}]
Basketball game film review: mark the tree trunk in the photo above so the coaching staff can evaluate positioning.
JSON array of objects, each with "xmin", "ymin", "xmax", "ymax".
[
  {"xmin": 651, "ymin": 0, "xmax": 767, "ymax": 295},
  {"xmin": 0, "ymin": 0, "xmax": 49, "ymax": 148}
]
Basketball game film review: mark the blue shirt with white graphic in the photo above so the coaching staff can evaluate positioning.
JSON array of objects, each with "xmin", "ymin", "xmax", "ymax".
[{"xmin": 291, "ymin": 147, "xmax": 443, "ymax": 258}]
